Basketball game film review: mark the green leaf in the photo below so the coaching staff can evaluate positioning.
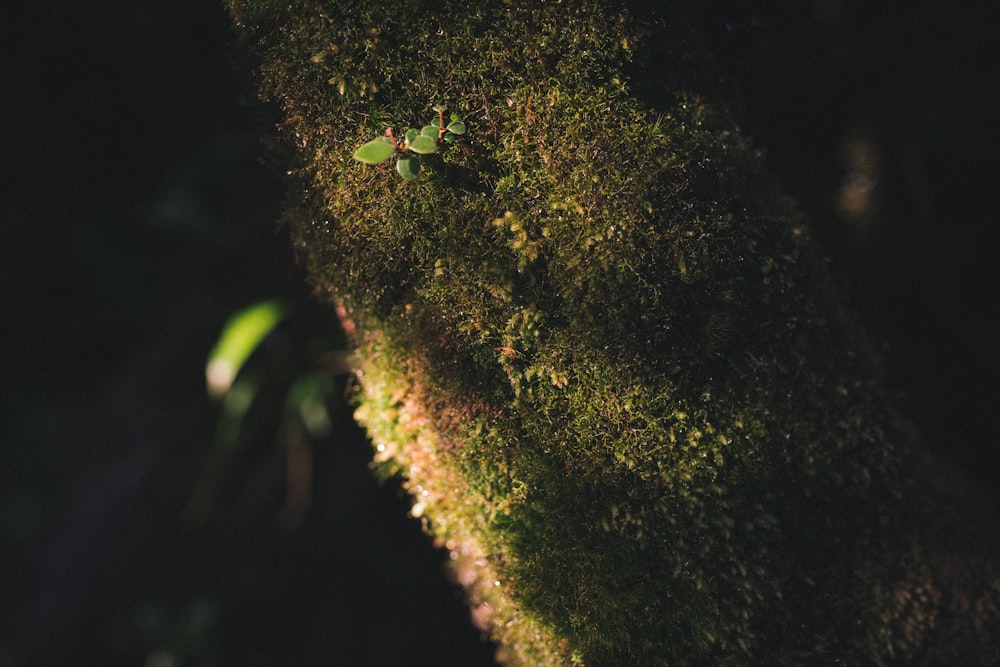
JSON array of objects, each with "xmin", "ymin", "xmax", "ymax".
[
  {"xmin": 407, "ymin": 135, "xmax": 438, "ymax": 154},
  {"xmin": 432, "ymin": 104, "xmax": 447, "ymax": 113},
  {"xmin": 285, "ymin": 372, "xmax": 336, "ymax": 439},
  {"xmin": 421, "ymin": 124, "xmax": 439, "ymax": 138},
  {"xmin": 450, "ymin": 113, "xmax": 461, "ymax": 122},
  {"xmin": 397, "ymin": 153, "xmax": 421, "ymax": 179},
  {"xmin": 446, "ymin": 120, "xmax": 466, "ymax": 135},
  {"xmin": 405, "ymin": 128, "xmax": 419, "ymax": 143},
  {"xmin": 353, "ymin": 136, "xmax": 396, "ymax": 164},
  {"xmin": 206, "ymin": 299, "xmax": 288, "ymax": 397}
]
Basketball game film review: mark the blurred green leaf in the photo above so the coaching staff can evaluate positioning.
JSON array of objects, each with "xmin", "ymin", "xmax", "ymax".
[
  {"xmin": 397, "ymin": 154, "xmax": 421, "ymax": 179},
  {"xmin": 407, "ymin": 135, "xmax": 438, "ymax": 155},
  {"xmin": 285, "ymin": 372, "xmax": 336, "ymax": 439},
  {"xmin": 352, "ymin": 137, "xmax": 396, "ymax": 164},
  {"xmin": 206, "ymin": 299, "xmax": 287, "ymax": 397}
]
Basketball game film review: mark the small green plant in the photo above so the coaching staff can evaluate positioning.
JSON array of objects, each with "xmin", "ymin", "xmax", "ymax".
[{"xmin": 352, "ymin": 104, "xmax": 466, "ymax": 179}]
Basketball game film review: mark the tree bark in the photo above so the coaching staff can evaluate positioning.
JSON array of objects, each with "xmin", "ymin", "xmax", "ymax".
[{"xmin": 226, "ymin": 1, "xmax": 999, "ymax": 663}]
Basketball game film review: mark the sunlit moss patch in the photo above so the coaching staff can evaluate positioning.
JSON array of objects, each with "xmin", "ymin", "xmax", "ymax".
[{"xmin": 227, "ymin": 1, "xmax": 1000, "ymax": 664}]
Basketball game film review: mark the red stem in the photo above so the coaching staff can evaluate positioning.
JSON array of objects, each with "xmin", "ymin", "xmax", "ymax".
[{"xmin": 385, "ymin": 127, "xmax": 400, "ymax": 149}]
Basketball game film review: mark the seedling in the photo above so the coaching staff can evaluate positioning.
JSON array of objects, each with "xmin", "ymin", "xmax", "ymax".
[{"xmin": 353, "ymin": 104, "xmax": 466, "ymax": 179}]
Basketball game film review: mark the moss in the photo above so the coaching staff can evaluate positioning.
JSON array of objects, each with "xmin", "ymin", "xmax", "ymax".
[{"xmin": 227, "ymin": 0, "xmax": 1000, "ymax": 663}]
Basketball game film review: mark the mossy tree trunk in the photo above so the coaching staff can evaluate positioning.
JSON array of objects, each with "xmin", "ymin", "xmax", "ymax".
[{"xmin": 226, "ymin": 1, "xmax": 999, "ymax": 663}]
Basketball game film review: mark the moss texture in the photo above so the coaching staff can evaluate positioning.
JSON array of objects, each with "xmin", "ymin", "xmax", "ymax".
[{"xmin": 226, "ymin": 1, "xmax": 1000, "ymax": 663}]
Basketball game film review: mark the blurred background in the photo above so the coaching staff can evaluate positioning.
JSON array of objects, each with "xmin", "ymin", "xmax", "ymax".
[{"xmin": 1, "ymin": 1, "xmax": 997, "ymax": 665}]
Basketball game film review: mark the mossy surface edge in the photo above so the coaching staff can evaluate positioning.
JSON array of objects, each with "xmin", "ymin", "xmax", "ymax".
[{"xmin": 226, "ymin": 1, "xmax": 1000, "ymax": 663}]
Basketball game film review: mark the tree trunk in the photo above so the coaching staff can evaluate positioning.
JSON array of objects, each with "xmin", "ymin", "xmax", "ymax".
[{"xmin": 225, "ymin": 1, "xmax": 999, "ymax": 663}]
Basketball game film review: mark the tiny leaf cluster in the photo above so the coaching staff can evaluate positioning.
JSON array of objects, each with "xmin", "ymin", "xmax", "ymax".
[{"xmin": 352, "ymin": 104, "xmax": 466, "ymax": 180}]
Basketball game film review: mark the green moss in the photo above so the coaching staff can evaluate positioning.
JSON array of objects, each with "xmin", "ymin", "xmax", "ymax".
[{"xmin": 227, "ymin": 0, "xmax": 1000, "ymax": 664}]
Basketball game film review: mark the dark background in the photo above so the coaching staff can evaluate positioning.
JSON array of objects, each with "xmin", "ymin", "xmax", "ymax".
[{"xmin": 2, "ymin": 2, "xmax": 997, "ymax": 665}]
